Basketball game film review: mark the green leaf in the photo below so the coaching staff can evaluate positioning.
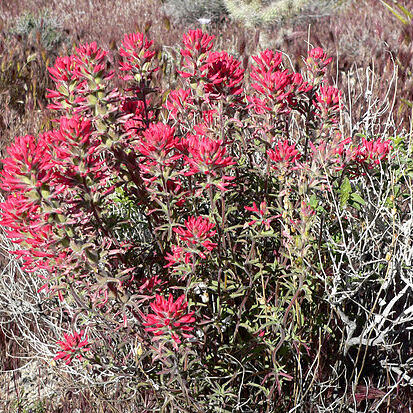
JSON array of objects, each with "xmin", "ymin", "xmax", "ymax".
[
  {"xmin": 350, "ymin": 193, "xmax": 366, "ymax": 206},
  {"xmin": 309, "ymin": 194, "xmax": 318, "ymax": 209},
  {"xmin": 339, "ymin": 177, "xmax": 352, "ymax": 206}
]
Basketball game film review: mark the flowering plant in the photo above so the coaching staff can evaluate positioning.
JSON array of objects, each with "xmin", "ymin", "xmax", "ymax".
[{"xmin": 0, "ymin": 28, "xmax": 397, "ymax": 411}]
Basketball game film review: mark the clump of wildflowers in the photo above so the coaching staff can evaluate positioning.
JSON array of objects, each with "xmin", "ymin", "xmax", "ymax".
[{"xmin": 0, "ymin": 26, "xmax": 400, "ymax": 412}]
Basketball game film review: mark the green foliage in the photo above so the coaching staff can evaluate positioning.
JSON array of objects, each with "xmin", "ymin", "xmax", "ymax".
[
  {"xmin": 10, "ymin": 397, "xmax": 46, "ymax": 413},
  {"xmin": 222, "ymin": 0, "xmax": 343, "ymax": 27}
]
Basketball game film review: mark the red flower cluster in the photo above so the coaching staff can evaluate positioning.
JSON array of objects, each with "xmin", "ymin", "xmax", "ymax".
[
  {"xmin": 268, "ymin": 140, "xmax": 301, "ymax": 172},
  {"xmin": 164, "ymin": 88, "xmax": 194, "ymax": 124},
  {"xmin": 179, "ymin": 29, "xmax": 215, "ymax": 78},
  {"xmin": 137, "ymin": 122, "xmax": 179, "ymax": 164},
  {"xmin": 201, "ymin": 51, "xmax": 245, "ymax": 102},
  {"xmin": 49, "ymin": 116, "xmax": 108, "ymax": 185},
  {"xmin": 0, "ymin": 27, "xmax": 397, "ymax": 371},
  {"xmin": 46, "ymin": 55, "xmax": 85, "ymax": 112},
  {"xmin": 0, "ymin": 108, "xmax": 113, "ymax": 280},
  {"xmin": 305, "ymin": 47, "xmax": 332, "ymax": 84},
  {"xmin": 174, "ymin": 216, "xmax": 217, "ymax": 257},
  {"xmin": 314, "ymin": 85, "xmax": 343, "ymax": 124},
  {"xmin": 119, "ymin": 32, "xmax": 158, "ymax": 82},
  {"xmin": 74, "ymin": 42, "xmax": 112, "ymax": 80},
  {"xmin": 47, "ymin": 42, "xmax": 115, "ymax": 113},
  {"xmin": 181, "ymin": 29, "xmax": 215, "ymax": 58},
  {"xmin": 121, "ymin": 98, "xmax": 155, "ymax": 138},
  {"xmin": 331, "ymin": 135, "xmax": 392, "ymax": 175},
  {"xmin": 248, "ymin": 49, "xmax": 311, "ymax": 115},
  {"xmin": 0, "ymin": 132, "xmax": 58, "ymax": 272},
  {"xmin": 54, "ymin": 330, "xmax": 90, "ymax": 365},
  {"xmin": 143, "ymin": 294, "xmax": 195, "ymax": 348},
  {"xmin": 164, "ymin": 245, "xmax": 192, "ymax": 270},
  {"xmin": 48, "ymin": 55, "xmax": 79, "ymax": 84},
  {"xmin": 184, "ymin": 134, "xmax": 235, "ymax": 176},
  {"xmin": 0, "ymin": 134, "xmax": 54, "ymax": 192},
  {"xmin": 0, "ymin": 193, "xmax": 53, "ymax": 268},
  {"xmin": 352, "ymin": 137, "xmax": 392, "ymax": 168},
  {"xmin": 164, "ymin": 216, "xmax": 217, "ymax": 270},
  {"xmin": 244, "ymin": 201, "xmax": 279, "ymax": 230}
]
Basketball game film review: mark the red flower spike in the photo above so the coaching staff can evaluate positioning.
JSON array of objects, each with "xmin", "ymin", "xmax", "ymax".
[
  {"xmin": 181, "ymin": 29, "xmax": 215, "ymax": 57},
  {"xmin": 308, "ymin": 48, "xmax": 332, "ymax": 67},
  {"xmin": 138, "ymin": 275, "xmax": 163, "ymax": 292},
  {"xmin": 0, "ymin": 193, "xmax": 53, "ymax": 264},
  {"xmin": 174, "ymin": 216, "xmax": 217, "ymax": 255},
  {"xmin": 268, "ymin": 140, "xmax": 301, "ymax": 171},
  {"xmin": 137, "ymin": 122, "xmax": 179, "ymax": 163},
  {"xmin": 314, "ymin": 85, "xmax": 343, "ymax": 124},
  {"xmin": 54, "ymin": 330, "xmax": 90, "ymax": 365},
  {"xmin": 185, "ymin": 134, "xmax": 235, "ymax": 175},
  {"xmin": 164, "ymin": 245, "xmax": 193, "ymax": 270},
  {"xmin": 250, "ymin": 49, "xmax": 283, "ymax": 85},
  {"xmin": 75, "ymin": 42, "xmax": 108, "ymax": 63},
  {"xmin": 200, "ymin": 51, "xmax": 244, "ymax": 102},
  {"xmin": 120, "ymin": 32, "xmax": 155, "ymax": 61},
  {"xmin": 121, "ymin": 99, "xmax": 155, "ymax": 138},
  {"xmin": 44, "ymin": 116, "xmax": 108, "ymax": 187},
  {"xmin": 244, "ymin": 201, "xmax": 279, "ymax": 230},
  {"xmin": 300, "ymin": 201, "xmax": 315, "ymax": 219},
  {"xmin": 352, "ymin": 137, "xmax": 392, "ymax": 168},
  {"xmin": 47, "ymin": 55, "xmax": 80, "ymax": 84},
  {"xmin": 74, "ymin": 42, "xmax": 110, "ymax": 78},
  {"xmin": 252, "ymin": 69, "xmax": 292, "ymax": 99},
  {"xmin": 164, "ymin": 88, "xmax": 194, "ymax": 122},
  {"xmin": 0, "ymin": 134, "xmax": 54, "ymax": 192},
  {"xmin": 118, "ymin": 32, "xmax": 158, "ymax": 81},
  {"xmin": 46, "ymin": 54, "xmax": 88, "ymax": 112},
  {"xmin": 249, "ymin": 50, "xmax": 306, "ymax": 114},
  {"xmin": 143, "ymin": 294, "xmax": 195, "ymax": 349},
  {"xmin": 179, "ymin": 29, "xmax": 215, "ymax": 78},
  {"xmin": 305, "ymin": 47, "xmax": 332, "ymax": 84}
]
